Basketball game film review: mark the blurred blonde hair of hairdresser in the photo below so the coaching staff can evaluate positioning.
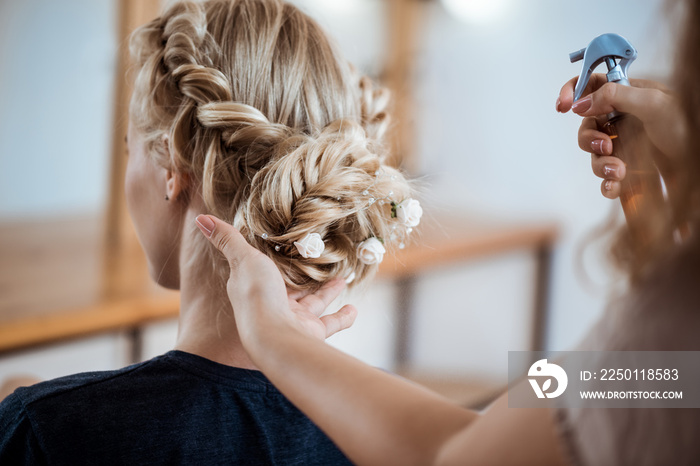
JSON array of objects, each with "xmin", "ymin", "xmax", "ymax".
[
  {"xmin": 670, "ymin": 0, "xmax": 700, "ymax": 235},
  {"xmin": 605, "ymin": 0, "xmax": 700, "ymax": 282}
]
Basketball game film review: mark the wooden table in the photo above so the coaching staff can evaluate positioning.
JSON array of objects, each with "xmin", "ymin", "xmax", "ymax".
[
  {"xmin": 0, "ymin": 213, "xmax": 557, "ymax": 364},
  {"xmin": 0, "ymin": 214, "xmax": 179, "ymax": 359}
]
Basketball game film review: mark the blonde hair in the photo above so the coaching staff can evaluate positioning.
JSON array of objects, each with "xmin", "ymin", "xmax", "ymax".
[
  {"xmin": 603, "ymin": 0, "xmax": 700, "ymax": 284},
  {"xmin": 128, "ymin": 0, "xmax": 417, "ymax": 291}
]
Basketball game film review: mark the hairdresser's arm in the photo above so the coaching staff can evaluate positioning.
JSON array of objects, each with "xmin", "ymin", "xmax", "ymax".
[
  {"xmin": 196, "ymin": 215, "xmax": 568, "ymax": 466},
  {"xmin": 557, "ymin": 73, "xmax": 685, "ymax": 199}
]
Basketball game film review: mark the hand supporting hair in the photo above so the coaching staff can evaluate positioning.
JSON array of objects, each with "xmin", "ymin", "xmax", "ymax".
[
  {"xmin": 194, "ymin": 214, "xmax": 567, "ymax": 466},
  {"xmin": 194, "ymin": 214, "xmax": 358, "ymax": 343}
]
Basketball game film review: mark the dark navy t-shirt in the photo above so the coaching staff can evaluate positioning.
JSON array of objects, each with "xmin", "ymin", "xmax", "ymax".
[{"xmin": 0, "ymin": 350, "xmax": 352, "ymax": 465}]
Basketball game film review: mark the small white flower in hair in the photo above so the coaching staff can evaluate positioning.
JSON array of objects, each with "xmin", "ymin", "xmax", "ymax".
[
  {"xmin": 356, "ymin": 237, "xmax": 386, "ymax": 265},
  {"xmin": 395, "ymin": 198, "xmax": 423, "ymax": 228},
  {"xmin": 294, "ymin": 232, "xmax": 325, "ymax": 258},
  {"xmin": 344, "ymin": 271, "xmax": 356, "ymax": 284}
]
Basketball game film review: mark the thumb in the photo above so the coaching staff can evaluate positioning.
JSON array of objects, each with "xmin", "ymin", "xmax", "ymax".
[
  {"xmin": 572, "ymin": 82, "xmax": 664, "ymax": 123},
  {"xmin": 194, "ymin": 214, "xmax": 255, "ymax": 272}
]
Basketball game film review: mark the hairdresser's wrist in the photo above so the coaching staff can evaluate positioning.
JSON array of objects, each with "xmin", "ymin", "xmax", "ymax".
[
  {"xmin": 236, "ymin": 286, "xmax": 319, "ymax": 366},
  {"xmin": 241, "ymin": 310, "xmax": 305, "ymax": 367},
  {"xmin": 249, "ymin": 321, "xmax": 326, "ymax": 379},
  {"xmin": 234, "ymin": 288, "xmax": 293, "ymax": 351}
]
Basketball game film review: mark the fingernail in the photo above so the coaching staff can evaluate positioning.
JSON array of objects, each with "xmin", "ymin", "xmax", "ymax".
[
  {"xmin": 555, "ymin": 97, "xmax": 561, "ymax": 113},
  {"xmin": 195, "ymin": 214, "xmax": 215, "ymax": 237},
  {"xmin": 603, "ymin": 164, "xmax": 618, "ymax": 179},
  {"xmin": 602, "ymin": 139, "xmax": 612, "ymax": 155},
  {"xmin": 604, "ymin": 180, "xmax": 613, "ymax": 192},
  {"xmin": 591, "ymin": 139, "xmax": 605, "ymax": 154},
  {"xmin": 571, "ymin": 96, "xmax": 592, "ymax": 114}
]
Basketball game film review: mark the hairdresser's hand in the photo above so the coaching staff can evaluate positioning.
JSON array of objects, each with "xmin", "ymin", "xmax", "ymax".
[
  {"xmin": 557, "ymin": 73, "xmax": 685, "ymax": 199},
  {"xmin": 194, "ymin": 214, "xmax": 357, "ymax": 348}
]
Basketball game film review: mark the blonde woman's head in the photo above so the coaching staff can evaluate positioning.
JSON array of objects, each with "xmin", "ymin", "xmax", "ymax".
[{"xmin": 125, "ymin": 0, "xmax": 417, "ymax": 295}]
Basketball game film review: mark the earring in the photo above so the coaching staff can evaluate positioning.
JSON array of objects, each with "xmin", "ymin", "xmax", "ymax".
[{"xmin": 165, "ymin": 194, "xmax": 169, "ymax": 201}]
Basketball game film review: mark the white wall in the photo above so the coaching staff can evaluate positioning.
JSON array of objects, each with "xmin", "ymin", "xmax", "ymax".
[
  {"xmin": 410, "ymin": 250, "xmax": 535, "ymax": 381},
  {"xmin": 292, "ymin": 0, "xmax": 387, "ymax": 76},
  {"xmin": 0, "ymin": 0, "xmax": 116, "ymax": 220},
  {"xmin": 0, "ymin": 333, "xmax": 130, "ymax": 382},
  {"xmin": 326, "ymin": 278, "xmax": 399, "ymax": 370}
]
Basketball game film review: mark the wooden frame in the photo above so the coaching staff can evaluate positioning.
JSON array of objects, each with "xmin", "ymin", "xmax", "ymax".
[
  {"xmin": 383, "ymin": 0, "xmax": 429, "ymax": 172},
  {"xmin": 105, "ymin": 0, "xmax": 161, "ymax": 253}
]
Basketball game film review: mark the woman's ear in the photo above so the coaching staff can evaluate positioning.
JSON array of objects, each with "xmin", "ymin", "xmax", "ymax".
[{"xmin": 162, "ymin": 133, "xmax": 191, "ymax": 203}]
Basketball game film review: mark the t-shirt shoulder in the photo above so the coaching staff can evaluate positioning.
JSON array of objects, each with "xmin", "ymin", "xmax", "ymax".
[
  {"xmin": 0, "ymin": 350, "xmax": 351, "ymax": 465},
  {"xmin": 9, "ymin": 350, "xmax": 277, "ymax": 410},
  {"xmin": 0, "ymin": 392, "xmax": 48, "ymax": 465},
  {"xmin": 11, "ymin": 359, "xmax": 152, "ymax": 407}
]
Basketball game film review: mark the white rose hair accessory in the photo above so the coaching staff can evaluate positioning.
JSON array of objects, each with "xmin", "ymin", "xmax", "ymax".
[
  {"xmin": 394, "ymin": 198, "xmax": 423, "ymax": 228},
  {"xmin": 293, "ymin": 232, "xmax": 325, "ymax": 258},
  {"xmin": 252, "ymin": 168, "xmax": 421, "ymax": 276},
  {"xmin": 356, "ymin": 237, "xmax": 386, "ymax": 265}
]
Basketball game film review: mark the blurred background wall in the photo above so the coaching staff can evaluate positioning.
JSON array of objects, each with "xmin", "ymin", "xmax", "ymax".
[
  {"xmin": 0, "ymin": 0, "xmax": 679, "ymax": 401},
  {"xmin": 0, "ymin": 0, "xmax": 117, "ymax": 218}
]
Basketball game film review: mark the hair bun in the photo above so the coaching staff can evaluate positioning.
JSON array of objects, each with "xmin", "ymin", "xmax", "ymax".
[{"xmin": 235, "ymin": 118, "xmax": 415, "ymax": 290}]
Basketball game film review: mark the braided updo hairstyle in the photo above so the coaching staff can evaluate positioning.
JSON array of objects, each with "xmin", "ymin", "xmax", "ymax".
[{"xmin": 128, "ymin": 0, "xmax": 419, "ymax": 292}]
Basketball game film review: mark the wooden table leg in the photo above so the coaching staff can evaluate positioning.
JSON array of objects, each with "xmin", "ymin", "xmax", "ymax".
[
  {"xmin": 530, "ymin": 242, "xmax": 553, "ymax": 352},
  {"xmin": 127, "ymin": 326, "xmax": 143, "ymax": 365},
  {"xmin": 394, "ymin": 275, "xmax": 415, "ymax": 372}
]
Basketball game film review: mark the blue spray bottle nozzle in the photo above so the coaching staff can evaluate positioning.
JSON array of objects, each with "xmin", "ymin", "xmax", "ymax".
[{"xmin": 570, "ymin": 33, "xmax": 638, "ymax": 103}]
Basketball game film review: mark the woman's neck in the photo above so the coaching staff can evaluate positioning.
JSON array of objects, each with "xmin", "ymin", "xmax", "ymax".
[{"xmin": 173, "ymin": 207, "xmax": 258, "ymax": 370}]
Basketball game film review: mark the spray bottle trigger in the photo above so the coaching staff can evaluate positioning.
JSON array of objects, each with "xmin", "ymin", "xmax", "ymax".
[
  {"xmin": 569, "ymin": 48, "xmax": 585, "ymax": 63},
  {"xmin": 570, "ymin": 33, "xmax": 637, "ymax": 102}
]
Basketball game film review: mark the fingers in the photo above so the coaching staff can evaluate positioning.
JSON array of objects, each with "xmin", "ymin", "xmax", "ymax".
[
  {"xmin": 575, "ymin": 116, "xmax": 626, "ymax": 200},
  {"xmin": 593, "ymin": 153, "xmax": 625, "ymax": 199},
  {"xmin": 320, "ymin": 304, "xmax": 358, "ymax": 339},
  {"xmin": 578, "ymin": 117, "xmax": 613, "ymax": 155},
  {"xmin": 298, "ymin": 278, "xmax": 346, "ymax": 317},
  {"xmin": 560, "ymin": 76, "xmax": 675, "ymax": 203},
  {"xmin": 571, "ymin": 82, "xmax": 668, "ymax": 125},
  {"xmin": 287, "ymin": 288, "xmax": 310, "ymax": 301},
  {"xmin": 577, "ymin": 118, "xmax": 626, "ymax": 199},
  {"xmin": 195, "ymin": 214, "xmax": 257, "ymax": 272},
  {"xmin": 557, "ymin": 74, "xmax": 609, "ymax": 113},
  {"xmin": 601, "ymin": 179, "xmax": 622, "ymax": 199},
  {"xmin": 557, "ymin": 75, "xmax": 669, "ymax": 114},
  {"xmin": 591, "ymin": 154, "xmax": 626, "ymax": 182}
]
